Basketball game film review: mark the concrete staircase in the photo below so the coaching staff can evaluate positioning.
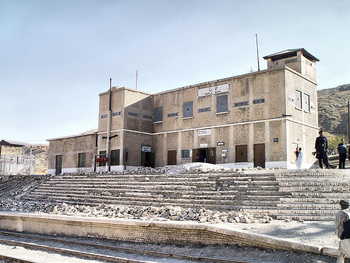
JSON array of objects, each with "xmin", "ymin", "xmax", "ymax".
[{"xmin": 20, "ymin": 169, "xmax": 350, "ymax": 221}]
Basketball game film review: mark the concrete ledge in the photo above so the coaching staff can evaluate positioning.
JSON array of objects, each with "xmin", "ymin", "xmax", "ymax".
[{"xmin": 0, "ymin": 212, "xmax": 336, "ymax": 257}]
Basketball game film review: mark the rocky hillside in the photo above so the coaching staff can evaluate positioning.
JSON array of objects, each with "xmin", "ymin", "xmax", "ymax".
[{"xmin": 318, "ymin": 84, "xmax": 350, "ymax": 136}]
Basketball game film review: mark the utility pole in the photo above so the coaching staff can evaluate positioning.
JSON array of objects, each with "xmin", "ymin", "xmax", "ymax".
[
  {"xmin": 255, "ymin": 34, "xmax": 260, "ymax": 71},
  {"xmin": 106, "ymin": 78, "xmax": 112, "ymax": 171}
]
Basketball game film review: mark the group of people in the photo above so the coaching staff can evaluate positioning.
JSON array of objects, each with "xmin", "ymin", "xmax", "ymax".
[
  {"xmin": 295, "ymin": 130, "xmax": 349, "ymax": 169},
  {"xmin": 314, "ymin": 130, "xmax": 349, "ymax": 169}
]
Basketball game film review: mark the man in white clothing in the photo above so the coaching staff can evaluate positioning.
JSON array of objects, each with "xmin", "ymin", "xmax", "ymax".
[{"xmin": 335, "ymin": 200, "xmax": 350, "ymax": 263}]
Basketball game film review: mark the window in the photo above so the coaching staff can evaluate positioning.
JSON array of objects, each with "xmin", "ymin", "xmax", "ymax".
[
  {"xmin": 303, "ymin": 94, "xmax": 310, "ymax": 112},
  {"xmin": 183, "ymin": 101, "xmax": 193, "ymax": 118},
  {"xmin": 217, "ymin": 95, "xmax": 228, "ymax": 113},
  {"xmin": 181, "ymin": 149, "xmax": 191, "ymax": 158},
  {"xmin": 110, "ymin": 150, "xmax": 120, "ymax": 165},
  {"xmin": 235, "ymin": 145, "xmax": 248, "ymax": 162},
  {"xmin": 78, "ymin": 153, "xmax": 86, "ymax": 167},
  {"xmin": 295, "ymin": 90, "xmax": 302, "ymax": 109},
  {"xmin": 154, "ymin": 107, "xmax": 163, "ymax": 122}
]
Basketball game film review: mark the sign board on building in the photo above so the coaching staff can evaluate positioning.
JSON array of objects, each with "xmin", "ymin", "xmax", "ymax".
[
  {"xmin": 142, "ymin": 146, "xmax": 152, "ymax": 152},
  {"xmin": 217, "ymin": 142, "xmax": 225, "ymax": 146},
  {"xmin": 96, "ymin": 157, "xmax": 109, "ymax": 163},
  {"xmin": 200, "ymin": 143, "xmax": 208, "ymax": 148},
  {"xmin": 221, "ymin": 148, "xmax": 228, "ymax": 153},
  {"xmin": 197, "ymin": 129, "xmax": 211, "ymax": 136},
  {"xmin": 197, "ymin": 83, "xmax": 229, "ymax": 97}
]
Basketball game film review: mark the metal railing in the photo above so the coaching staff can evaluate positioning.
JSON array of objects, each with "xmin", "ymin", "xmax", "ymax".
[{"xmin": 0, "ymin": 155, "xmax": 36, "ymax": 175}]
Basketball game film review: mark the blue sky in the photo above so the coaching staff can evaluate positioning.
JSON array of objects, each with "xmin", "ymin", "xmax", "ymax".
[{"xmin": 1, "ymin": 0, "xmax": 349, "ymax": 144}]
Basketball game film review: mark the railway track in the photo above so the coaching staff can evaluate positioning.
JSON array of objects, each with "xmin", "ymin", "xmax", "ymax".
[{"xmin": 0, "ymin": 230, "xmax": 251, "ymax": 263}]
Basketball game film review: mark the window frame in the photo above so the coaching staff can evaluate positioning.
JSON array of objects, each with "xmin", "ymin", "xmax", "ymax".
[
  {"xmin": 78, "ymin": 153, "xmax": 86, "ymax": 167},
  {"xmin": 295, "ymin": 90, "xmax": 302, "ymax": 110},
  {"xmin": 216, "ymin": 95, "xmax": 228, "ymax": 113},
  {"xmin": 110, "ymin": 150, "xmax": 120, "ymax": 166}
]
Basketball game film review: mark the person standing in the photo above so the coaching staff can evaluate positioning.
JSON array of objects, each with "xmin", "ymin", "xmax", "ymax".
[
  {"xmin": 315, "ymin": 130, "xmax": 330, "ymax": 169},
  {"xmin": 335, "ymin": 200, "xmax": 350, "ymax": 263},
  {"xmin": 296, "ymin": 147, "xmax": 303, "ymax": 169},
  {"xmin": 338, "ymin": 139, "xmax": 348, "ymax": 169}
]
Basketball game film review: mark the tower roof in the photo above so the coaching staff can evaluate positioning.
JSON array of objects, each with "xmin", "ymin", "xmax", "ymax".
[{"xmin": 263, "ymin": 48, "xmax": 319, "ymax": 62}]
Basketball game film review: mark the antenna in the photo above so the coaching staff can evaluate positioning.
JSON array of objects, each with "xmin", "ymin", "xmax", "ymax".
[
  {"xmin": 255, "ymin": 34, "xmax": 260, "ymax": 71},
  {"xmin": 135, "ymin": 51, "xmax": 138, "ymax": 90}
]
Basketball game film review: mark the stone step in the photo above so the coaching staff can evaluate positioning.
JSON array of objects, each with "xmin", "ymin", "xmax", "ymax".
[
  {"xmin": 276, "ymin": 215, "xmax": 335, "ymax": 221},
  {"xmin": 279, "ymin": 186, "xmax": 350, "ymax": 192},
  {"xmin": 29, "ymin": 188, "xmax": 240, "ymax": 196},
  {"xmin": 280, "ymin": 197, "xmax": 343, "ymax": 203},
  {"xmin": 278, "ymin": 181, "xmax": 350, "ymax": 187},
  {"xmin": 23, "ymin": 192, "xmax": 279, "ymax": 208},
  {"xmin": 277, "ymin": 203, "xmax": 338, "ymax": 209},
  {"xmin": 288, "ymin": 192, "xmax": 350, "ymax": 198}
]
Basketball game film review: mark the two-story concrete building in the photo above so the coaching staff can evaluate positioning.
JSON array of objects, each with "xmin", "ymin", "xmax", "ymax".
[{"xmin": 48, "ymin": 48, "xmax": 319, "ymax": 174}]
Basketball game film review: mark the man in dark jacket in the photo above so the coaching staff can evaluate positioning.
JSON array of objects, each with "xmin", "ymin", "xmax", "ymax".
[
  {"xmin": 338, "ymin": 139, "xmax": 348, "ymax": 169},
  {"xmin": 315, "ymin": 130, "xmax": 330, "ymax": 169}
]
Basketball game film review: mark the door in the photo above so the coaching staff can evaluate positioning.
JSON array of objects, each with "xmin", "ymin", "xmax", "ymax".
[
  {"xmin": 208, "ymin": 147, "xmax": 216, "ymax": 164},
  {"xmin": 254, "ymin": 144, "xmax": 265, "ymax": 168},
  {"xmin": 167, "ymin": 150, "xmax": 177, "ymax": 165},
  {"xmin": 55, "ymin": 155, "xmax": 62, "ymax": 175},
  {"xmin": 192, "ymin": 148, "xmax": 216, "ymax": 164}
]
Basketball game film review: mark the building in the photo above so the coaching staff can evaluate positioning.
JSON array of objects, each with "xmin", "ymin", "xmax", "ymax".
[
  {"xmin": 47, "ymin": 48, "xmax": 319, "ymax": 174},
  {"xmin": 0, "ymin": 139, "xmax": 36, "ymax": 175}
]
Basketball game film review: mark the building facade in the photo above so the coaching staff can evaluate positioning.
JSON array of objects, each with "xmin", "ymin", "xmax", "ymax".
[{"xmin": 48, "ymin": 48, "xmax": 319, "ymax": 174}]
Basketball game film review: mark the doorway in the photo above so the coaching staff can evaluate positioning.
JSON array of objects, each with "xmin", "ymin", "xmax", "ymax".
[
  {"xmin": 55, "ymin": 155, "xmax": 62, "ymax": 175},
  {"xmin": 254, "ymin": 143, "xmax": 265, "ymax": 168},
  {"xmin": 141, "ymin": 152, "xmax": 155, "ymax": 168},
  {"xmin": 192, "ymin": 147, "xmax": 216, "ymax": 164},
  {"xmin": 167, "ymin": 150, "xmax": 177, "ymax": 165}
]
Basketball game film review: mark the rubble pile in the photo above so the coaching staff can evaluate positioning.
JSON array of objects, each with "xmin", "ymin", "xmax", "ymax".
[{"xmin": 0, "ymin": 198, "xmax": 272, "ymax": 224}]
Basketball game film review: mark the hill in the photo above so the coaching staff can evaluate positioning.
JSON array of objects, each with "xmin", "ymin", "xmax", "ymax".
[{"xmin": 318, "ymin": 83, "xmax": 350, "ymax": 137}]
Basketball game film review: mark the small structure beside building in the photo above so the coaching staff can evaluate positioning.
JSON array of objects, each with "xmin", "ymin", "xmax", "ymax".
[
  {"xmin": 48, "ymin": 48, "xmax": 320, "ymax": 174},
  {"xmin": 0, "ymin": 140, "xmax": 36, "ymax": 175}
]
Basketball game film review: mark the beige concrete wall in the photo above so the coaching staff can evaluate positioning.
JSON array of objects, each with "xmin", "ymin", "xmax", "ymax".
[
  {"xmin": 123, "ymin": 131, "xmax": 153, "ymax": 167},
  {"xmin": 0, "ymin": 212, "xmax": 324, "ymax": 254},
  {"xmin": 152, "ymin": 68, "xmax": 290, "ymax": 167},
  {"xmin": 98, "ymin": 88, "xmax": 153, "ymax": 133},
  {"xmin": 48, "ymin": 133, "xmax": 97, "ymax": 173}
]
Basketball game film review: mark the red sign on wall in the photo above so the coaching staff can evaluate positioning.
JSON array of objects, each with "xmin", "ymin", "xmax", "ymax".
[{"xmin": 96, "ymin": 158, "xmax": 109, "ymax": 163}]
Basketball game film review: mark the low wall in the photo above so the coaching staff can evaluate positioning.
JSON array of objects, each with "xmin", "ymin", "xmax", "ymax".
[{"xmin": 0, "ymin": 212, "xmax": 335, "ymax": 257}]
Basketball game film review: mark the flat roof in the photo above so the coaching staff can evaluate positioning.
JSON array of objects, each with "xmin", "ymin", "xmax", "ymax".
[
  {"xmin": 263, "ymin": 48, "xmax": 319, "ymax": 62},
  {"xmin": 0, "ymin": 139, "xmax": 30, "ymax": 147}
]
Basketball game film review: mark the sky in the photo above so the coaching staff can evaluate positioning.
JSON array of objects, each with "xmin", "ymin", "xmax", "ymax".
[{"xmin": 1, "ymin": 0, "xmax": 349, "ymax": 144}]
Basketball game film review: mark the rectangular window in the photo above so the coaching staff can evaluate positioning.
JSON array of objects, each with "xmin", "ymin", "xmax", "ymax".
[
  {"xmin": 295, "ymin": 90, "xmax": 302, "ymax": 109},
  {"xmin": 235, "ymin": 145, "xmax": 248, "ymax": 162},
  {"xmin": 217, "ymin": 95, "xmax": 228, "ymax": 113},
  {"xmin": 183, "ymin": 101, "xmax": 193, "ymax": 118},
  {"xmin": 110, "ymin": 150, "xmax": 120, "ymax": 165},
  {"xmin": 303, "ymin": 94, "xmax": 310, "ymax": 112},
  {"xmin": 181, "ymin": 149, "xmax": 191, "ymax": 158},
  {"xmin": 78, "ymin": 153, "xmax": 86, "ymax": 167},
  {"xmin": 154, "ymin": 107, "xmax": 163, "ymax": 122}
]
